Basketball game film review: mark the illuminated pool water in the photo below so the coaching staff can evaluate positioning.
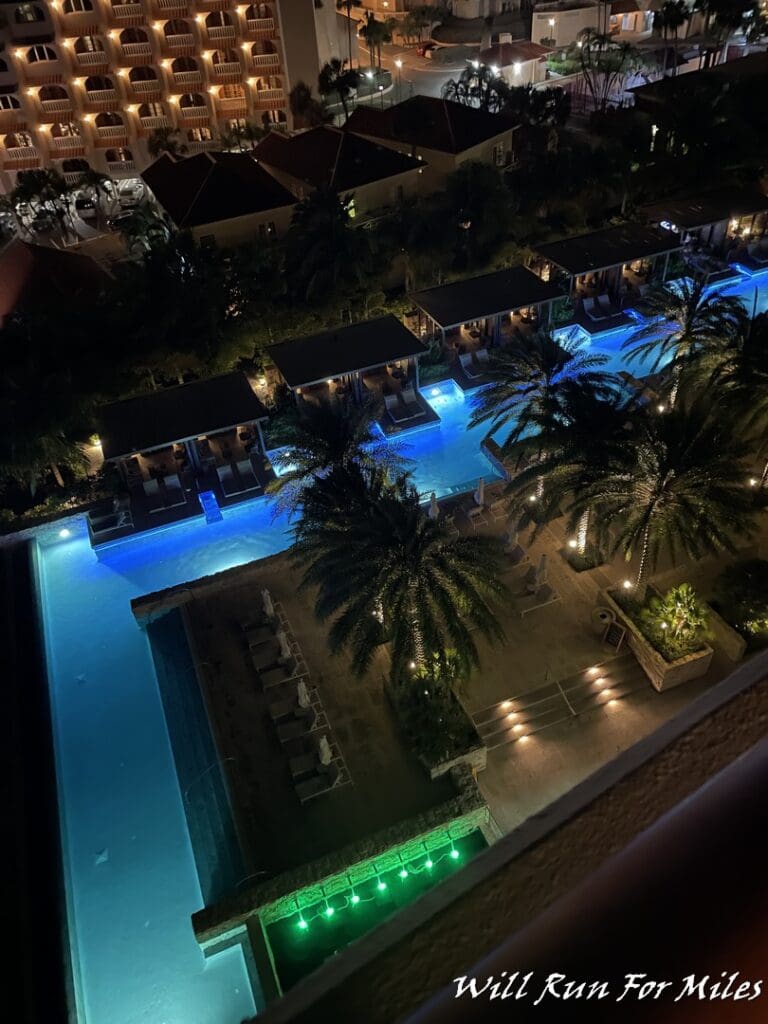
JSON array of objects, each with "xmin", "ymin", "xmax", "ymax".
[{"xmin": 31, "ymin": 267, "xmax": 768, "ymax": 1024}]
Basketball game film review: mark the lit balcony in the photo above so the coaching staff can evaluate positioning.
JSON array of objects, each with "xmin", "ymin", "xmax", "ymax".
[
  {"xmin": 162, "ymin": 32, "xmax": 196, "ymax": 54},
  {"xmin": 153, "ymin": 0, "xmax": 190, "ymax": 13},
  {"xmin": 82, "ymin": 87, "xmax": 121, "ymax": 112},
  {"xmin": 185, "ymin": 138, "xmax": 217, "ymax": 153},
  {"xmin": 138, "ymin": 113, "xmax": 171, "ymax": 129},
  {"xmin": 8, "ymin": 10, "xmax": 56, "ymax": 45},
  {"xmin": 48, "ymin": 134, "xmax": 87, "ymax": 157},
  {"xmin": 39, "ymin": 97, "xmax": 76, "ymax": 121},
  {"xmin": 249, "ymin": 53, "xmax": 279, "ymax": 72},
  {"xmin": 196, "ymin": 0, "xmax": 230, "ymax": 10},
  {"xmin": 109, "ymin": 0, "xmax": 147, "ymax": 26},
  {"xmin": 58, "ymin": 9, "xmax": 102, "ymax": 36},
  {"xmin": 18, "ymin": 53, "xmax": 66, "ymax": 84},
  {"xmin": 0, "ymin": 108, "xmax": 28, "ymax": 133},
  {"xmin": 215, "ymin": 96, "xmax": 247, "ymax": 117},
  {"xmin": 128, "ymin": 76, "xmax": 162, "ymax": 98},
  {"xmin": 94, "ymin": 123, "xmax": 130, "ymax": 145},
  {"xmin": 209, "ymin": 60, "xmax": 243, "ymax": 84},
  {"xmin": 118, "ymin": 40, "xmax": 154, "ymax": 63},
  {"xmin": 1, "ymin": 146, "xmax": 41, "ymax": 169},
  {"xmin": 170, "ymin": 68, "xmax": 203, "ymax": 88},
  {"xmin": 107, "ymin": 158, "xmax": 137, "ymax": 175},
  {"xmin": 74, "ymin": 48, "xmax": 111, "ymax": 68},
  {"xmin": 245, "ymin": 17, "xmax": 275, "ymax": 40},
  {"xmin": 206, "ymin": 24, "xmax": 237, "ymax": 45},
  {"xmin": 252, "ymin": 86, "xmax": 284, "ymax": 108}
]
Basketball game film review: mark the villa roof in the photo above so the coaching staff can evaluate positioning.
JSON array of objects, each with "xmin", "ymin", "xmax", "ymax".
[
  {"xmin": 631, "ymin": 52, "xmax": 768, "ymax": 108},
  {"xmin": 98, "ymin": 372, "xmax": 268, "ymax": 461},
  {"xmin": 479, "ymin": 41, "xmax": 553, "ymax": 66},
  {"xmin": 268, "ymin": 315, "xmax": 427, "ymax": 388},
  {"xmin": 0, "ymin": 239, "xmax": 110, "ymax": 323},
  {"xmin": 141, "ymin": 151, "xmax": 296, "ymax": 228},
  {"xmin": 410, "ymin": 266, "xmax": 567, "ymax": 328},
  {"xmin": 344, "ymin": 97, "xmax": 518, "ymax": 155},
  {"xmin": 254, "ymin": 126, "xmax": 422, "ymax": 192},
  {"xmin": 535, "ymin": 223, "xmax": 682, "ymax": 276},
  {"xmin": 641, "ymin": 187, "xmax": 768, "ymax": 230}
]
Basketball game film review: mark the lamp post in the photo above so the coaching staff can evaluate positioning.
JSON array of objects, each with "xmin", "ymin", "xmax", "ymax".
[
  {"xmin": 378, "ymin": 84, "xmax": 385, "ymax": 110},
  {"xmin": 394, "ymin": 57, "xmax": 402, "ymax": 103},
  {"xmin": 548, "ymin": 16, "xmax": 556, "ymax": 46}
]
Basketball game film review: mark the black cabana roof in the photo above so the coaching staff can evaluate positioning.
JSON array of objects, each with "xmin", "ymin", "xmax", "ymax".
[
  {"xmin": 269, "ymin": 315, "xmax": 427, "ymax": 389},
  {"xmin": 99, "ymin": 372, "xmax": 267, "ymax": 461},
  {"xmin": 535, "ymin": 224, "xmax": 682, "ymax": 276},
  {"xmin": 410, "ymin": 266, "xmax": 566, "ymax": 329}
]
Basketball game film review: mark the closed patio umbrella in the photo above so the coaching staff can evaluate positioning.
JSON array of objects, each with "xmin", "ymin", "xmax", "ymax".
[
  {"xmin": 428, "ymin": 492, "xmax": 440, "ymax": 519},
  {"xmin": 474, "ymin": 477, "xmax": 485, "ymax": 507},
  {"xmin": 261, "ymin": 587, "xmax": 274, "ymax": 619},
  {"xmin": 535, "ymin": 553, "xmax": 548, "ymax": 586},
  {"xmin": 504, "ymin": 523, "xmax": 519, "ymax": 551},
  {"xmin": 277, "ymin": 629, "xmax": 292, "ymax": 662},
  {"xmin": 297, "ymin": 679, "xmax": 311, "ymax": 708},
  {"xmin": 319, "ymin": 735, "xmax": 333, "ymax": 766}
]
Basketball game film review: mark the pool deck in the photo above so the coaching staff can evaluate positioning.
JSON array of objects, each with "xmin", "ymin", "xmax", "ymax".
[{"xmin": 142, "ymin": 555, "xmax": 457, "ymax": 882}]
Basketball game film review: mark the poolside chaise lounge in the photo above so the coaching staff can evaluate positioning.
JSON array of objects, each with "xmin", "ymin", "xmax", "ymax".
[
  {"xmin": 246, "ymin": 622, "xmax": 276, "ymax": 647},
  {"xmin": 460, "ymin": 349, "xmax": 490, "ymax": 380},
  {"xmin": 489, "ymin": 496, "xmax": 508, "ymax": 521},
  {"xmin": 235, "ymin": 458, "xmax": 261, "ymax": 492},
  {"xmin": 505, "ymin": 542, "xmax": 529, "ymax": 568},
  {"xmin": 260, "ymin": 656, "xmax": 307, "ymax": 689},
  {"xmin": 162, "ymin": 473, "xmax": 186, "ymax": 509},
  {"xmin": 276, "ymin": 705, "xmax": 318, "ymax": 744},
  {"xmin": 294, "ymin": 762, "xmax": 342, "ymax": 803},
  {"xmin": 251, "ymin": 640, "xmax": 280, "ymax": 672},
  {"xmin": 466, "ymin": 505, "xmax": 487, "ymax": 529},
  {"xmin": 400, "ymin": 385, "xmax": 423, "ymax": 419},
  {"xmin": 143, "ymin": 477, "xmax": 165, "ymax": 513},
  {"xmin": 583, "ymin": 296, "xmax": 607, "ymax": 322},
  {"xmin": 513, "ymin": 583, "xmax": 560, "ymax": 618},
  {"xmin": 385, "ymin": 392, "xmax": 421, "ymax": 425}
]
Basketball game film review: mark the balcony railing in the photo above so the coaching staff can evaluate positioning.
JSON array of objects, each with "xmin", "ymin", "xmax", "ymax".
[
  {"xmin": 250, "ymin": 53, "xmax": 280, "ymax": 71},
  {"xmin": 186, "ymin": 138, "xmax": 217, "ymax": 153},
  {"xmin": 21, "ymin": 60, "xmax": 65, "ymax": 82},
  {"xmin": 178, "ymin": 107, "xmax": 209, "ymax": 124},
  {"xmin": 252, "ymin": 87, "xmax": 284, "ymax": 107},
  {"xmin": 154, "ymin": 0, "xmax": 189, "ymax": 11},
  {"xmin": 210, "ymin": 59, "xmax": 242, "ymax": 78},
  {"xmin": 172, "ymin": 69, "xmax": 203, "ymax": 87},
  {"xmin": 2, "ymin": 145, "xmax": 40, "ymax": 168},
  {"xmin": 58, "ymin": 11, "xmax": 101, "ymax": 36},
  {"xmin": 107, "ymin": 159, "xmax": 137, "ymax": 175},
  {"xmin": 75, "ymin": 49, "xmax": 111, "ymax": 67},
  {"xmin": 40, "ymin": 98, "xmax": 75, "ymax": 115},
  {"xmin": 139, "ymin": 114, "xmax": 170, "ymax": 128},
  {"xmin": 130, "ymin": 77, "xmax": 162, "ymax": 94},
  {"xmin": 96, "ymin": 123, "xmax": 129, "ymax": 138},
  {"xmin": 197, "ymin": 0, "xmax": 230, "ymax": 10},
  {"xmin": 216, "ymin": 96, "xmax": 247, "ymax": 115},
  {"xmin": 83, "ymin": 87, "xmax": 120, "ymax": 104},
  {"xmin": 0, "ymin": 111, "xmax": 27, "ymax": 132},
  {"xmin": 109, "ymin": 1, "xmax": 147, "ymax": 26},
  {"xmin": 246, "ymin": 16, "xmax": 275, "ymax": 38},
  {"xmin": 163, "ymin": 33, "xmax": 196, "ymax": 53},
  {"xmin": 120, "ymin": 41, "xmax": 154, "ymax": 61},
  {"xmin": 63, "ymin": 170, "xmax": 84, "ymax": 185},
  {"xmin": 49, "ymin": 135, "xmax": 86, "ymax": 154},
  {"xmin": 206, "ymin": 25, "xmax": 237, "ymax": 44}
]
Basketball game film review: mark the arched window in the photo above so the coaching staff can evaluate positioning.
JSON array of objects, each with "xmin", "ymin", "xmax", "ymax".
[
  {"xmin": 95, "ymin": 111, "xmax": 123, "ymax": 127},
  {"xmin": 179, "ymin": 93, "xmax": 205, "ymax": 108},
  {"xmin": 5, "ymin": 131, "xmax": 35, "ymax": 148},
  {"xmin": 246, "ymin": 4, "xmax": 272, "ymax": 18},
  {"xmin": 51, "ymin": 122, "xmax": 81, "ymax": 138},
  {"xmin": 63, "ymin": 0, "xmax": 94, "ymax": 11},
  {"xmin": 206, "ymin": 11, "xmax": 232, "ymax": 26},
  {"xmin": 106, "ymin": 147, "xmax": 133, "ymax": 162},
  {"xmin": 129, "ymin": 65, "xmax": 157, "ymax": 81},
  {"xmin": 39, "ymin": 84, "xmax": 69, "ymax": 101},
  {"xmin": 212, "ymin": 49, "xmax": 238, "ymax": 65},
  {"xmin": 75, "ymin": 36, "xmax": 105, "ymax": 54},
  {"xmin": 0, "ymin": 95, "xmax": 22, "ymax": 110},
  {"xmin": 120, "ymin": 28, "xmax": 148, "ymax": 44},
  {"xmin": 138, "ymin": 102, "xmax": 165, "ymax": 118},
  {"xmin": 27, "ymin": 45, "xmax": 57, "ymax": 63},
  {"xmin": 251, "ymin": 40, "xmax": 276, "ymax": 56},
  {"xmin": 187, "ymin": 126, "xmax": 212, "ymax": 142},
  {"xmin": 171, "ymin": 56, "xmax": 197, "ymax": 73},
  {"xmin": 163, "ymin": 19, "xmax": 189, "ymax": 36},
  {"xmin": 15, "ymin": 4, "xmax": 45, "ymax": 24},
  {"xmin": 85, "ymin": 75, "xmax": 114, "ymax": 92}
]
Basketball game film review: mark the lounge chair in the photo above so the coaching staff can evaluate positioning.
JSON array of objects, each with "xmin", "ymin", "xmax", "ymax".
[
  {"xmin": 295, "ymin": 762, "xmax": 341, "ymax": 803},
  {"xmin": 489, "ymin": 496, "xmax": 508, "ymax": 521},
  {"xmin": 163, "ymin": 473, "xmax": 186, "ymax": 509},
  {"xmin": 443, "ymin": 513, "xmax": 459, "ymax": 537},
  {"xmin": 466, "ymin": 506, "xmax": 487, "ymax": 529},
  {"xmin": 143, "ymin": 477, "xmax": 164, "ymax": 513},
  {"xmin": 246, "ymin": 623, "xmax": 275, "ymax": 648},
  {"xmin": 385, "ymin": 393, "xmax": 418, "ymax": 425},
  {"xmin": 217, "ymin": 462, "xmax": 240, "ymax": 497},
  {"xmin": 277, "ymin": 705, "xmax": 317, "ymax": 744},
  {"xmin": 400, "ymin": 386, "xmax": 423, "ymax": 419},
  {"xmin": 505, "ymin": 543, "xmax": 529, "ymax": 568},
  {"xmin": 515, "ymin": 583, "xmax": 560, "ymax": 618},
  {"xmin": 583, "ymin": 296, "xmax": 606, "ymax": 322},
  {"xmin": 475, "ymin": 347, "xmax": 490, "ymax": 365},
  {"xmin": 251, "ymin": 640, "xmax": 280, "ymax": 672},
  {"xmin": 460, "ymin": 352, "xmax": 485, "ymax": 380},
  {"xmin": 596, "ymin": 293, "xmax": 616, "ymax": 317},
  {"xmin": 260, "ymin": 657, "xmax": 306, "ymax": 689},
  {"xmin": 236, "ymin": 458, "xmax": 261, "ymax": 492}
]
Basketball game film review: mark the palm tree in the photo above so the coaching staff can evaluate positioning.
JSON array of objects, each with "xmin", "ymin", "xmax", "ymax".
[
  {"xmin": 468, "ymin": 332, "xmax": 617, "ymax": 465},
  {"xmin": 76, "ymin": 167, "xmax": 112, "ymax": 227},
  {"xmin": 654, "ymin": 0, "xmax": 690, "ymax": 76},
  {"xmin": 358, "ymin": 11, "xmax": 380, "ymax": 69},
  {"xmin": 147, "ymin": 127, "xmax": 188, "ymax": 160},
  {"xmin": 504, "ymin": 385, "xmax": 637, "ymax": 556},
  {"xmin": 622, "ymin": 276, "xmax": 748, "ymax": 404},
  {"xmin": 292, "ymin": 463, "xmax": 507, "ymax": 681},
  {"xmin": 318, "ymin": 57, "xmax": 357, "ymax": 123},
  {"xmin": 267, "ymin": 398, "xmax": 411, "ymax": 516},
  {"xmin": 576, "ymin": 398, "xmax": 755, "ymax": 589},
  {"xmin": 117, "ymin": 202, "xmax": 174, "ymax": 252},
  {"xmin": 336, "ymin": 0, "xmax": 361, "ymax": 68},
  {"xmin": 288, "ymin": 81, "xmax": 331, "ymax": 128}
]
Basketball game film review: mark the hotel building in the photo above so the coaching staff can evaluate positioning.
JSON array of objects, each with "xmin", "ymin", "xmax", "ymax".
[{"xmin": 0, "ymin": 0, "xmax": 339, "ymax": 189}]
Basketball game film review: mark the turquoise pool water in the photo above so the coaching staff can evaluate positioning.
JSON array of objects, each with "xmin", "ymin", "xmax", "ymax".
[{"xmin": 32, "ymin": 267, "xmax": 768, "ymax": 1024}]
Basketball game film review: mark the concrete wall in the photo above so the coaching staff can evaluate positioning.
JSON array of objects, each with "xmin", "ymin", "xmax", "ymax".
[
  {"xmin": 258, "ymin": 161, "xmax": 421, "ymax": 217},
  {"xmin": 532, "ymin": 5, "xmax": 599, "ymax": 47},
  {"xmin": 497, "ymin": 59, "xmax": 548, "ymax": 88},
  {"xmin": 184, "ymin": 204, "xmax": 294, "ymax": 249}
]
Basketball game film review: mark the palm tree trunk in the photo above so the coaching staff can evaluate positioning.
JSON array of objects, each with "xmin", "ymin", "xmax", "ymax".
[
  {"xmin": 50, "ymin": 463, "xmax": 65, "ymax": 488},
  {"xmin": 346, "ymin": 2, "xmax": 353, "ymax": 67},
  {"xmin": 576, "ymin": 508, "xmax": 590, "ymax": 556},
  {"xmin": 634, "ymin": 524, "xmax": 651, "ymax": 589},
  {"xmin": 668, "ymin": 365, "xmax": 681, "ymax": 407},
  {"xmin": 409, "ymin": 582, "xmax": 426, "ymax": 667}
]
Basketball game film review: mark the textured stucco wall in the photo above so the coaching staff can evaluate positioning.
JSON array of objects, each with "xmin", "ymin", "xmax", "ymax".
[{"xmin": 255, "ymin": 663, "xmax": 768, "ymax": 1024}]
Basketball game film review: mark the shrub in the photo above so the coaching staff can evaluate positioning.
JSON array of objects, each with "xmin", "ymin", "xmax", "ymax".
[
  {"xmin": 714, "ymin": 560, "xmax": 768, "ymax": 640},
  {"xmin": 636, "ymin": 583, "xmax": 709, "ymax": 661}
]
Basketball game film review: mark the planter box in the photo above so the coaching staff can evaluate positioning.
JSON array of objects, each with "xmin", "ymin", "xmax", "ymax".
[
  {"xmin": 603, "ymin": 589, "xmax": 713, "ymax": 692},
  {"xmin": 706, "ymin": 603, "xmax": 747, "ymax": 662}
]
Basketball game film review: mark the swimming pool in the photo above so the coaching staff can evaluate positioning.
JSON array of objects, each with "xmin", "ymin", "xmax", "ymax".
[{"xmin": 32, "ymin": 267, "xmax": 768, "ymax": 1024}]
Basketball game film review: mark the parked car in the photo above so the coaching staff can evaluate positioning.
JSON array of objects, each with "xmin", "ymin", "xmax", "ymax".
[
  {"xmin": 416, "ymin": 42, "xmax": 437, "ymax": 57},
  {"xmin": 117, "ymin": 182, "xmax": 143, "ymax": 208},
  {"xmin": 75, "ymin": 195, "xmax": 97, "ymax": 221},
  {"xmin": 108, "ymin": 211, "xmax": 134, "ymax": 232}
]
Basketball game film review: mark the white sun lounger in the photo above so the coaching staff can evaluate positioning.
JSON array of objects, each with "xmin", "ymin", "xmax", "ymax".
[{"xmin": 295, "ymin": 762, "xmax": 341, "ymax": 803}]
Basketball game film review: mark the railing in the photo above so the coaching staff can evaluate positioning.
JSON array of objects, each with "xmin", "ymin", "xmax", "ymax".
[
  {"xmin": 84, "ymin": 88, "xmax": 119, "ymax": 103},
  {"xmin": 246, "ymin": 17, "xmax": 275, "ymax": 35},
  {"xmin": 2, "ymin": 145, "xmax": 40, "ymax": 167},
  {"xmin": 22, "ymin": 60, "xmax": 64, "ymax": 81},
  {"xmin": 250, "ymin": 53, "xmax": 279, "ymax": 70},
  {"xmin": 216, "ymin": 96, "xmax": 247, "ymax": 114},
  {"xmin": 40, "ymin": 98, "xmax": 74, "ymax": 114},
  {"xmin": 96, "ymin": 123, "xmax": 129, "ymax": 138},
  {"xmin": 139, "ymin": 114, "xmax": 170, "ymax": 128},
  {"xmin": 252, "ymin": 87, "xmax": 284, "ymax": 106},
  {"xmin": 186, "ymin": 138, "xmax": 217, "ymax": 153},
  {"xmin": 178, "ymin": 107, "xmax": 209, "ymax": 123},
  {"xmin": 210, "ymin": 60, "xmax": 242, "ymax": 83},
  {"xmin": 107, "ymin": 159, "xmax": 137, "ymax": 174},
  {"xmin": 75, "ymin": 49, "xmax": 110, "ymax": 67},
  {"xmin": 49, "ymin": 135, "xmax": 86, "ymax": 153},
  {"xmin": 120, "ymin": 41, "xmax": 154, "ymax": 58},
  {"xmin": 172, "ymin": 70, "xmax": 203, "ymax": 87},
  {"xmin": 206, "ymin": 25, "xmax": 237, "ymax": 43},
  {"xmin": 0, "ymin": 112, "xmax": 27, "ymax": 132},
  {"xmin": 63, "ymin": 171, "xmax": 83, "ymax": 185},
  {"xmin": 58, "ymin": 11, "xmax": 101, "ymax": 36},
  {"xmin": 163, "ymin": 32, "xmax": 195, "ymax": 51},
  {"xmin": 110, "ymin": 1, "xmax": 147, "ymax": 25},
  {"xmin": 130, "ymin": 77, "xmax": 161, "ymax": 93},
  {"xmin": 155, "ymin": 0, "xmax": 189, "ymax": 10}
]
